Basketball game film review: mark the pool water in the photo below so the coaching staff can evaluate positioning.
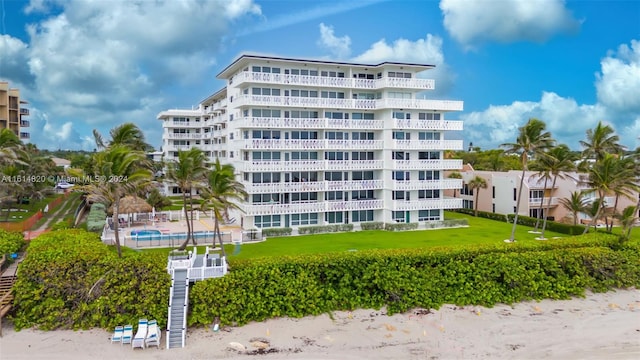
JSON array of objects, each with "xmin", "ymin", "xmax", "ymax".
[{"xmin": 130, "ymin": 229, "xmax": 162, "ymax": 236}]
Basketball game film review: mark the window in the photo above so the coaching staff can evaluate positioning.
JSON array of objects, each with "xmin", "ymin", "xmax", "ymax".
[
  {"xmin": 252, "ymin": 152, "xmax": 281, "ymax": 161},
  {"xmin": 392, "ymin": 171, "xmax": 410, "ymax": 181},
  {"xmin": 325, "ymin": 111, "xmax": 348, "ymax": 119},
  {"xmin": 252, "ymin": 130, "xmax": 281, "ymax": 139},
  {"xmin": 393, "ymin": 191, "xmax": 409, "ymax": 200},
  {"xmin": 530, "ymin": 190, "xmax": 544, "ymax": 200},
  {"xmin": 418, "ymin": 189, "xmax": 440, "ymax": 199},
  {"xmin": 513, "ymin": 188, "xmax": 517, "ymax": 201},
  {"xmin": 388, "ymin": 71, "xmax": 412, "ymax": 78},
  {"xmin": 393, "ymin": 211, "xmax": 406, "ymax": 223},
  {"xmin": 252, "ymin": 172, "xmax": 281, "ymax": 184},
  {"xmin": 351, "ymin": 132, "xmax": 374, "ymax": 140},
  {"xmin": 325, "ymin": 152, "xmax": 349, "ymax": 161},
  {"xmin": 325, "ymin": 191, "xmax": 343, "ymax": 201},
  {"xmin": 252, "ymin": 88, "xmax": 280, "ymax": 96},
  {"xmin": 418, "ymin": 170, "xmax": 440, "ymax": 180},
  {"xmin": 254, "ymin": 215, "xmax": 281, "ymax": 228},
  {"xmin": 492, "ymin": 186, "xmax": 495, "ymax": 198},
  {"xmin": 463, "ymin": 199, "xmax": 473, "ymax": 209},
  {"xmin": 351, "ymin": 151, "xmax": 374, "ymax": 160},
  {"xmin": 325, "ymin": 211, "xmax": 344, "ymax": 224},
  {"xmin": 252, "ymin": 109, "xmax": 281, "ymax": 118},
  {"xmin": 291, "ymin": 151, "xmax": 318, "ymax": 160},
  {"xmin": 325, "ymin": 132, "xmax": 349, "ymax": 140},
  {"xmin": 291, "ymin": 192, "xmax": 318, "ymax": 202},
  {"xmin": 320, "ymin": 91, "xmax": 345, "ymax": 99},
  {"xmin": 252, "ymin": 193, "xmax": 279, "ymax": 204},
  {"xmin": 286, "ymin": 110, "xmax": 319, "ymax": 119},
  {"xmin": 286, "ymin": 171, "xmax": 318, "ymax": 182},
  {"xmin": 392, "ymin": 152, "xmax": 408, "ymax": 160},
  {"xmin": 418, "ymin": 112, "xmax": 441, "ymax": 120},
  {"xmin": 352, "ymin": 190, "xmax": 374, "ymax": 200},
  {"xmin": 352, "ymin": 210, "xmax": 373, "ymax": 222},
  {"xmin": 418, "ymin": 209, "xmax": 440, "ymax": 221},
  {"xmin": 393, "ymin": 131, "xmax": 409, "ymax": 140},
  {"xmin": 351, "ymin": 112, "xmax": 375, "ymax": 120},
  {"xmin": 291, "ymin": 213, "xmax": 318, "ymax": 226},
  {"xmin": 393, "ymin": 111, "xmax": 408, "ymax": 120},
  {"xmin": 291, "ymin": 131, "xmax": 318, "ymax": 139},
  {"xmin": 325, "ymin": 172, "xmax": 343, "ymax": 181},
  {"xmin": 418, "ymin": 151, "xmax": 441, "ymax": 160},
  {"xmin": 418, "ymin": 132, "xmax": 441, "ymax": 140},
  {"xmin": 352, "ymin": 171, "xmax": 373, "ymax": 180}
]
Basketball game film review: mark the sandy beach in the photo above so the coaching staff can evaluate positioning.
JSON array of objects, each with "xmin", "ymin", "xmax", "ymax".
[{"xmin": 1, "ymin": 289, "xmax": 639, "ymax": 360}]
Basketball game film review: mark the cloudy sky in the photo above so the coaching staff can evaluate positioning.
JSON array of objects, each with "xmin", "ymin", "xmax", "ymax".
[{"xmin": 1, "ymin": 0, "xmax": 639, "ymax": 151}]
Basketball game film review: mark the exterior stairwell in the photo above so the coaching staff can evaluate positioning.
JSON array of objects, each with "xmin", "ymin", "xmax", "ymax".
[
  {"xmin": 166, "ymin": 269, "xmax": 189, "ymax": 349},
  {"xmin": 0, "ymin": 275, "xmax": 18, "ymax": 337}
]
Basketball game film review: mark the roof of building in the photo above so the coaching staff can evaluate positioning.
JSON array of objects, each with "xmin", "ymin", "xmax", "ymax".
[{"xmin": 217, "ymin": 54, "xmax": 436, "ymax": 78}]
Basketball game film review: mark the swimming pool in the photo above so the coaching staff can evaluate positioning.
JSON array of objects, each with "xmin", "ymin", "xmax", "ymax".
[{"xmin": 130, "ymin": 229, "xmax": 162, "ymax": 236}]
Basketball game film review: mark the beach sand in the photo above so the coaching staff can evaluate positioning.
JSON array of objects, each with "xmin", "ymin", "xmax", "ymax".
[{"xmin": 1, "ymin": 289, "xmax": 639, "ymax": 360}]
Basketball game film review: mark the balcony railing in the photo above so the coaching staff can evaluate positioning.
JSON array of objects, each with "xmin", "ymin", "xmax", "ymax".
[
  {"xmin": 391, "ymin": 198, "xmax": 462, "ymax": 211},
  {"xmin": 20, "ymin": 120, "xmax": 30, "ymax": 127},
  {"xmin": 166, "ymin": 133, "xmax": 204, "ymax": 140},
  {"xmin": 392, "ymin": 179, "xmax": 462, "ymax": 191},
  {"xmin": 233, "ymin": 95, "xmax": 463, "ymax": 112},
  {"xmin": 528, "ymin": 197, "xmax": 560, "ymax": 207},
  {"xmin": 242, "ymin": 199, "xmax": 384, "ymax": 216},
  {"xmin": 326, "ymin": 160, "xmax": 382, "ymax": 170},
  {"xmin": 243, "ymin": 179, "xmax": 384, "ymax": 193},
  {"xmin": 234, "ymin": 71, "xmax": 435, "ymax": 90},
  {"xmin": 165, "ymin": 121, "xmax": 203, "ymax": 128},
  {"xmin": 242, "ymin": 139, "xmax": 384, "ymax": 150},
  {"xmin": 392, "ymin": 119, "xmax": 463, "ymax": 131},
  {"xmin": 391, "ymin": 139, "xmax": 463, "ymax": 150},
  {"xmin": 19, "ymin": 132, "xmax": 30, "ymax": 139},
  {"xmin": 392, "ymin": 159, "xmax": 463, "ymax": 170},
  {"xmin": 20, "ymin": 108, "xmax": 29, "ymax": 115}
]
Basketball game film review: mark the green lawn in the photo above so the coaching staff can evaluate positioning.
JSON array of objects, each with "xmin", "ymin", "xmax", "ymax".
[{"xmin": 139, "ymin": 212, "xmax": 580, "ymax": 260}]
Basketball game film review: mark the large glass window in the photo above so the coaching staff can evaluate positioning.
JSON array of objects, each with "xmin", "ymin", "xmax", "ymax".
[
  {"xmin": 352, "ymin": 210, "xmax": 374, "ymax": 222},
  {"xmin": 252, "ymin": 152, "xmax": 281, "ymax": 161},
  {"xmin": 418, "ymin": 170, "xmax": 440, "ymax": 180},
  {"xmin": 351, "ymin": 152, "xmax": 374, "ymax": 160},
  {"xmin": 286, "ymin": 171, "xmax": 318, "ymax": 182},
  {"xmin": 418, "ymin": 209, "xmax": 440, "ymax": 221},
  {"xmin": 252, "ymin": 172, "xmax": 281, "ymax": 183},
  {"xmin": 418, "ymin": 189, "xmax": 440, "ymax": 199},
  {"xmin": 352, "ymin": 190, "xmax": 374, "ymax": 200},
  {"xmin": 325, "ymin": 191, "xmax": 344, "ymax": 201},
  {"xmin": 351, "ymin": 132, "xmax": 374, "ymax": 140},
  {"xmin": 291, "ymin": 192, "xmax": 318, "ymax": 202},
  {"xmin": 291, "ymin": 151, "xmax": 318, "ymax": 160},
  {"xmin": 418, "ymin": 132, "xmax": 441, "ymax": 140},
  {"xmin": 352, "ymin": 171, "xmax": 374, "ymax": 180},
  {"xmin": 325, "ymin": 211, "xmax": 344, "ymax": 224},
  {"xmin": 254, "ymin": 215, "xmax": 281, "ymax": 228},
  {"xmin": 291, "ymin": 213, "xmax": 319, "ymax": 226}
]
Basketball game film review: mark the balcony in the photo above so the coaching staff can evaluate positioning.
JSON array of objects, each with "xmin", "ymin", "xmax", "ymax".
[
  {"xmin": 327, "ymin": 139, "xmax": 384, "ymax": 150},
  {"xmin": 20, "ymin": 108, "xmax": 29, "ymax": 115},
  {"xmin": 242, "ymin": 199, "xmax": 384, "ymax": 216},
  {"xmin": 165, "ymin": 121, "xmax": 203, "ymax": 128},
  {"xmin": 392, "ymin": 159, "xmax": 463, "ymax": 170},
  {"xmin": 19, "ymin": 132, "xmax": 30, "ymax": 139},
  {"xmin": 243, "ymin": 179, "xmax": 383, "ymax": 194},
  {"xmin": 392, "ymin": 119, "xmax": 463, "ymax": 131},
  {"xmin": 164, "ymin": 144, "xmax": 196, "ymax": 152},
  {"xmin": 391, "ymin": 198, "xmax": 462, "ymax": 211},
  {"xmin": 326, "ymin": 160, "xmax": 382, "ymax": 170},
  {"xmin": 392, "ymin": 179, "xmax": 462, "ymax": 191},
  {"xmin": 528, "ymin": 197, "xmax": 560, "ymax": 207},
  {"xmin": 233, "ymin": 95, "xmax": 463, "ymax": 112},
  {"xmin": 20, "ymin": 120, "xmax": 30, "ymax": 127},
  {"xmin": 166, "ymin": 133, "xmax": 204, "ymax": 140},
  {"xmin": 325, "ymin": 199, "xmax": 384, "ymax": 211},
  {"xmin": 241, "ymin": 139, "xmax": 384, "ymax": 150},
  {"xmin": 391, "ymin": 139, "xmax": 463, "ymax": 150},
  {"xmin": 234, "ymin": 71, "xmax": 435, "ymax": 90}
]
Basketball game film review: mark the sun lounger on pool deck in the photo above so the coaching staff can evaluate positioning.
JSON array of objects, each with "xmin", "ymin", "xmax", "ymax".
[{"xmin": 132, "ymin": 319, "xmax": 148, "ymax": 349}]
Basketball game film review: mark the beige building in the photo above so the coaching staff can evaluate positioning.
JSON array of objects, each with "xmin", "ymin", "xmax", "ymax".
[
  {"xmin": 0, "ymin": 81, "xmax": 30, "ymax": 141},
  {"xmin": 454, "ymin": 166, "xmax": 638, "ymax": 225}
]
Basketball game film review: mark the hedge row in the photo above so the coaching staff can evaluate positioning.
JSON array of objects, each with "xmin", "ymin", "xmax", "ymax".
[
  {"xmin": 12, "ymin": 229, "xmax": 170, "ymax": 330},
  {"xmin": 298, "ymin": 224, "xmax": 354, "ymax": 235},
  {"xmin": 455, "ymin": 208, "xmax": 585, "ymax": 235},
  {"xmin": 189, "ymin": 234, "xmax": 640, "ymax": 327},
  {"xmin": 0, "ymin": 229, "xmax": 25, "ymax": 256}
]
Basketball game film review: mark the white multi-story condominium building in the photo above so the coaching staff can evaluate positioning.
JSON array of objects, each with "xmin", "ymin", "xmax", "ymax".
[
  {"xmin": 455, "ymin": 167, "xmax": 638, "ymax": 225},
  {"xmin": 158, "ymin": 55, "xmax": 464, "ymax": 229}
]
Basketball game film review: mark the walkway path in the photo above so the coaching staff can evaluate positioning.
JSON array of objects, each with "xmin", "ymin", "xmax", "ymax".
[{"xmin": 23, "ymin": 195, "xmax": 75, "ymax": 240}]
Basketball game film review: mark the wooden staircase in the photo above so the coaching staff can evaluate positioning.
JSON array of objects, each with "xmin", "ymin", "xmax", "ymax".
[{"xmin": 0, "ymin": 275, "xmax": 17, "ymax": 336}]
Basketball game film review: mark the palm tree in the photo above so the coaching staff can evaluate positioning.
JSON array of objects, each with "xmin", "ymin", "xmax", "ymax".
[
  {"xmin": 538, "ymin": 145, "xmax": 577, "ymax": 239},
  {"xmin": 448, "ymin": 171, "xmax": 462, "ymax": 197},
  {"xmin": 166, "ymin": 148, "xmax": 208, "ymax": 250},
  {"xmin": 559, "ymin": 191, "xmax": 590, "ymax": 226},
  {"xmin": 579, "ymin": 121, "xmax": 625, "ymax": 162},
  {"xmin": 84, "ymin": 145, "xmax": 153, "ymax": 257},
  {"xmin": 529, "ymin": 160, "xmax": 552, "ymax": 233},
  {"xmin": 467, "ymin": 176, "xmax": 487, "ymax": 216},
  {"xmin": 93, "ymin": 123, "xmax": 151, "ymax": 151},
  {"xmin": 199, "ymin": 158, "xmax": 246, "ymax": 258},
  {"xmin": 583, "ymin": 153, "xmax": 636, "ymax": 234},
  {"xmin": 500, "ymin": 118, "xmax": 555, "ymax": 242},
  {"xmin": 607, "ymin": 155, "xmax": 639, "ymax": 231},
  {"xmin": 614, "ymin": 205, "xmax": 638, "ymax": 243},
  {"xmin": 0, "ymin": 128, "xmax": 25, "ymax": 166}
]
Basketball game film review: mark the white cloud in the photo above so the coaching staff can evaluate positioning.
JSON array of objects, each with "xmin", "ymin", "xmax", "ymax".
[
  {"xmin": 352, "ymin": 34, "xmax": 455, "ymax": 94},
  {"xmin": 0, "ymin": 35, "xmax": 33, "ymax": 87},
  {"xmin": 440, "ymin": 0, "xmax": 581, "ymax": 48},
  {"xmin": 462, "ymin": 92, "xmax": 608, "ymax": 150},
  {"xmin": 595, "ymin": 40, "xmax": 640, "ymax": 113},
  {"xmin": 318, "ymin": 23, "xmax": 351, "ymax": 59}
]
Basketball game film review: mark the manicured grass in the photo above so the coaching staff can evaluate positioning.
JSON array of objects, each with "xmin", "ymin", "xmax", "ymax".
[{"xmin": 139, "ymin": 212, "xmax": 575, "ymax": 260}]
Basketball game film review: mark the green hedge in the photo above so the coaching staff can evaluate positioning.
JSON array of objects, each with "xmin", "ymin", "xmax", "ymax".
[
  {"xmin": 384, "ymin": 222, "xmax": 419, "ymax": 231},
  {"xmin": 298, "ymin": 224, "xmax": 354, "ymax": 235},
  {"xmin": 12, "ymin": 229, "xmax": 170, "ymax": 330},
  {"xmin": 189, "ymin": 234, "xmax": 640, "ymax": 327},
  {"xmin": 262, "ymin": 228, "xmax": 292, "ymax": 237},
  {"xmin": 0, "ymin": 229, "xmax": 25, "ymax": 256},
  {"xmin": 360, "ymin": 222, "xmax": 384, "ymax": 230}
]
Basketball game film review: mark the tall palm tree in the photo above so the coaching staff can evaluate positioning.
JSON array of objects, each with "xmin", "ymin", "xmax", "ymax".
[
  {"xmin": 614, "ymin": 205, "xmax": 638, "ymax": 243},
  {"xmin": 199, "ymin": 158, "xmax": 246, "ymax": 258},
  {"xmin": 607, "ymin": 155, "xmax": 639, "ymax": 231},
  {"xmin": 85, "ymin": 145, "xmax": 153, "ymax": 257},
  {"xmin": 500, "ymin": 118, "xmax": 555, "ymax": 242},
  {"xmin": 538, "ymin": 145, "xmax": 577, "ymax": 239},
  {"xmin": 583, "ymin": 153, "xmax": 636, "ymax": 234},
  {"xmin": 529, "ymin": 159, "xmax": 552, "ymax": 232},
  {"xmin": 579, "ymin": 121, "xmax": 625, "ymax": 162},
  {"xmin": 467, "ymin": 176, "xmax": 487, "ymax": 216},
  {"xmin": 166, "ymin": 148, "xmax": 208, "ymax": 250},
  {"xmin": 93, "ymin": 123, "xmax": 151, "ymax": 151},
  {"xmin": 559, "ymin": 191, "xmax": 590, "ymax": 226}
]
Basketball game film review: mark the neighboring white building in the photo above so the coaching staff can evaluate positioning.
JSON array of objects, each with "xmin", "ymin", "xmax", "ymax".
[{"xmin": 158, "ymin": 55, "xmax": 464, "ymax": 230}]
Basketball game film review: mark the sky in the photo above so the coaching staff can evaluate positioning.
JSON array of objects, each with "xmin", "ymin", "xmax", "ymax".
[{"xmin": 0, "ymin": 0, "xmax": 639, "ymax": 152}]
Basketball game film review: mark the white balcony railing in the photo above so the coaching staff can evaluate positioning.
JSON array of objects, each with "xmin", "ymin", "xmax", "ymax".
[
  {"xmin": 392, "ymin": 179, "xmax": 462, "ymax": 191},
  {"xmin": 392, "ymin": 159, "xmax": 463, "ymax": 171},
  {"xmin": 325, "ymin": 199, "xmax": 384, "ymax": 211},
  {"xmin": 232, "ymin": 95, "xmax": 463, "ymax": 112},
  {"xmin": 326, "ymin": 180, "xmax": 382, "ymax": 191},
  {"xmin": 528, "ymin": 197, "xmax": 560, "ymax": 207},
  {"xmin": 392, "ymin": 119, "xmax": 464, "ymax": 131},
  {"xmin": 392, "ymin": 198, "xmax": 462, "ymax": 211},
  {"xmin": 166, "ymin": 133, "xmax": 204, "ymax": 140},
  {"xmin": 234, "ymin": 71, "xmax": 435, "ymax": 90},
  {"xmin": 242, "ymin": 199, "xmax": 385, "ymax": 216},
  {"xmin": 242, "ymin": 139, "xmax": 385, "ymax": 150},
  {"xmin": 243, "ymin": 180, "xmax": 383, "ymax": 194},
  {"xmin": 326, "ymin": 160, "xmax": 382, "ymax": 170},
  {"xmin": 391, "ymin": 139, "xmax": 464, "ymax": 150}
]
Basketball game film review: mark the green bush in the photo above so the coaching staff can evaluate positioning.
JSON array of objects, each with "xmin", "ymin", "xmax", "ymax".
[
  {"xmin": 0, "ymin": 229, "xmax": 25, "ymax": 256},
  {"xmin": 86, "ymin": 203, "xmax": 107, "ymax": 232},
  {"xmin": 12, "ymin": 229, "xmax": 170, "ymax": 330},
  {"xmin": 262, "ymin": 228, "xmax": 292, "ymax": 237},
  {"xmin": 360, "ymin": 222, "xmax": 384, "ymax": 230},
  {"xmin": 189, "ymin": 237, "xmax": 640, "ymax": 327},
  {"xmin": 454, "ymin": 209, "xmax": 585, "ymax": 235},
  {"xmin": 384, "ymin": 222, "xmax": 419, "ymax": 231},
  {"xmin": 298, "ymin": 224, "xmax": 354, "ymax": 235}
]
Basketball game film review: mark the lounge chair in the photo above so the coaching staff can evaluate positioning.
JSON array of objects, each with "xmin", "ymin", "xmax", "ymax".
[
  {"xmin": 132, "ymin": 319, "xmax": 148, "ymax": 349},
  {"xmin": 122, "ymin": 324, "xmax": 133, "ymax": 345},
  {"xmin": 145, "ymin": 319, "xmax": 161, "ymax": 349},
  {"xmin": 111, "ymin": 325, "xmax": 124, "ymax": 343}
]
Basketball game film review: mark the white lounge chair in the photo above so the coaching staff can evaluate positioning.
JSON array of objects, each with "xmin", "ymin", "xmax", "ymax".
[
  {"xmin": 132, "ymin": 319, "xmax": 148, "ymax": 349},
  {"xmin": 121, "ymin": 324, "xmax": 133, "ymax": 345},
  {"xmin": 111, "ymin": 325, "xmax": 124, "ymax": 343},
  {"xmin": 145, "ymin": 319, "xmax": 161, "ymax": 349}
]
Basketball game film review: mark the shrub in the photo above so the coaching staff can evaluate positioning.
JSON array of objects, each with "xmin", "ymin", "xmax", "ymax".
[
  {"xmin": 298, "ymin": 224, "xmax": 353, "ymax": 235},
  {"xmin": 0, "ymin": 229, "xmax": 25, "ymax": 256},
  {"xmin": 262, "ymin": 228, "xmax": 292, "ymax": 237},
  {"xmin": 360, "ymin": 222, "xmax": 384, "ymax": 231},
  {"xmin": 384, "ymin": 222, "xmax": 419, "ymax": 231}
]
